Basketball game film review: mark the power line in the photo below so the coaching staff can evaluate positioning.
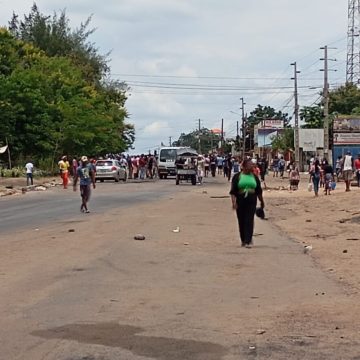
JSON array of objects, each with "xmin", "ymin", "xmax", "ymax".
[{"xmin": 113, "ymin": 73, "xmax": 308, "ymax": 81}]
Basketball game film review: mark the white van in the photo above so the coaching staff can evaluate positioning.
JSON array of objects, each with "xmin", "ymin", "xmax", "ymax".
[{"xmin": 158, "ymin": 147, "xmax": 190, "ymax": 179}]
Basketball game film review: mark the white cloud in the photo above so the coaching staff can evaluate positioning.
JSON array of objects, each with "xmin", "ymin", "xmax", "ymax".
[
  {"xmin": 0, "ymin": 0, "xmax": 349, "ymax": 152},
  {"xmin": 142, "ymin": 120, "xmax": 170, "ymax": 136}
]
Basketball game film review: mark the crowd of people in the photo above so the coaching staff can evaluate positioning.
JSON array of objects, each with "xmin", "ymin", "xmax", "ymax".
[
  {"xmin": 308, "ymin": 151, "xmax": 360, "ymax": 196},
  {"xmin": 105, "ymin": 153, "xmax": 158, "ymax": 180},
  {"xmin": 196, "ymin": 153, "xmax": 268, "ymax": 187}
]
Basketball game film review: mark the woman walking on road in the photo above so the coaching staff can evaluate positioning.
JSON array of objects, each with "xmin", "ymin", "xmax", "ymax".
[
  {"xmin": 309, "ymin": 159, "xmax": 321, "ymax": 197},
  {"xmin": 230, "ymin": 158, "xmax": 265, "ymax": 248},
  {"xmin": 323, "ymin": 160, "xmax": 334, "ymax": 195}
]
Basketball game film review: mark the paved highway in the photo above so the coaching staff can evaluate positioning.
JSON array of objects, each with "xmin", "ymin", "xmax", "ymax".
[{"xmin": 0, "ymin": 180, "xmax": 178, "ymax": 234}]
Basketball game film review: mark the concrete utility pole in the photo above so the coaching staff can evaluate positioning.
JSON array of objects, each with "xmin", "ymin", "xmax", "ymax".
[
  {"xmin": 240, "ymin": 97, "xmax": 246, "ymax": 159},
  {"xmin": 221, "ymin": 118, "xmax": 224, "ymax": 152},
  {"xmin": 321, "ymin": 45, "xmax": 336, "ymax": 162},
  {"xmin": 169, "ymin": 136, "xmax": 172, "ymax": 147},
  {"xmin": 198, "ymin": 118, "xmax": 201, "ymax": 153},
  {"xmin": 291, "ymin": 62, "xmax": 300, "ymax": 167},
  {"xmin": 321, "ymin": 46, "xmax": 330, "ymax": 160}
]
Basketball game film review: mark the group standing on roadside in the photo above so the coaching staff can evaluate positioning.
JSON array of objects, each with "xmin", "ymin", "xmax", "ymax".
[{"xmin": 307, "ymin": 151, "xmax": 360, "ymax": 197}]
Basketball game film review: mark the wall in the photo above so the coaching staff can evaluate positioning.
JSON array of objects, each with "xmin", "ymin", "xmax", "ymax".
[{"xmin": 333, "ymin": 145, "xmax": 360, "ymax": 164}]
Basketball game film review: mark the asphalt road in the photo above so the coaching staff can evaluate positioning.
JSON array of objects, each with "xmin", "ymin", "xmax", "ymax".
[
  {"xmin": 0, "ymin": 179, "xmax": 178, "ymax": 235},
  {"xmin": 0, "ymin": 176, "xmax": 354, "ymax": 360}
]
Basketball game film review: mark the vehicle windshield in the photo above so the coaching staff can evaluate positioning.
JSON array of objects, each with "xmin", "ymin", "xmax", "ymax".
[
  {"xmin": 96, "ymin": 161, "xmax": 113, "ymax": 167},
  {"xmin": 159, "ymin": 149, "xmax": 177, "ymax": 161}
]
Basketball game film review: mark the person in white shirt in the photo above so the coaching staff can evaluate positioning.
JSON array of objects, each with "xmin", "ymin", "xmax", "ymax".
[
  {"xmin": 342, "ymin": 151, "xmax": 354, "ymax": 192},
  {"xmin": 25, "ymin": 161, "xmax": 34, "ymax": 186}
]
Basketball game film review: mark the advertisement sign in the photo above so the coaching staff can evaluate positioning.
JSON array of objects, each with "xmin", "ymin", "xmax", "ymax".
[
  {"xmin": 298, "ymin": 129, "xmax": 324, "ymax": 151},
  {"xmin": 259, "ymin": 119, "xmax": 284, "ymax": 129},
  {"xmin": 333, "ymin": 132, "xmax": 360, "ymax": 145},
  {"xmin": 257, "ymin": 129, "xmax": 282, "ymax": 147},
  {"xmin": 333, "ymin": 117, "xmax": 360, "ymax": 132}
]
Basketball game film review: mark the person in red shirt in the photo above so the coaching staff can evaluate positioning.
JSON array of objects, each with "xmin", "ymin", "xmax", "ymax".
[
  {"xmin": 138, "ymin": 154, "xmax": 147, "ymax": 179},
  {"xmin": 252, "ymin": 159, "xmax": 260, "ymax": 177},
  {"xmin": 355, "ymin": 153, "xmax": 360, "ymax": 187}
]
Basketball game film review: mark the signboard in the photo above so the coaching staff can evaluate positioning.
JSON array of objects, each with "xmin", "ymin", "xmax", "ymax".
[
  {"xmin": 259, "ymin": 119, "xmax": 284, "ymax": 129},
  {"xmin": 333, "ymin": 132, "xmax": 360, "ymax": 145},
  {"xmin": 333, "ymin": 117, "xmax": 360, "ymax": 132},
  {"xmin": 298, "ymin": 129, "xmax": 324, "ymax": 151},
  {"xmin": 257, "ymin": 129, "xmax": 282, "ymax": 147}
]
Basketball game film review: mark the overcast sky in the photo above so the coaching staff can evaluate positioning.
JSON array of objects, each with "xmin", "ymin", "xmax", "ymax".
[{"xmin": 0, "ymin": 0, "xmax": 349, "ymax": 153}]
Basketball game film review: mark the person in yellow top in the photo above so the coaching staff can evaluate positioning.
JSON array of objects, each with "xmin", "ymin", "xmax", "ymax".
[{"xmin": 58, "ymin": 155, "xmax": 70, "ymax": 189}]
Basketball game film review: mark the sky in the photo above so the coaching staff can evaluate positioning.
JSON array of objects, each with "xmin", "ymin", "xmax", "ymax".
[{"xmin": 0, "ymin": 0, "xmax": 349, "ymax": 153}]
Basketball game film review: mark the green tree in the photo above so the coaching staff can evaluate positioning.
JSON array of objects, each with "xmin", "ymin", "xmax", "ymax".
[
  {"xmin": 271, "ymin": 128, "xmax": 294, "ymax": 152},
  {"xmin": 9, "ymin": 3, "xmax": 109, "ymax": 86},
  {"xmin": 329, "ymin": 83, "xmax": 360, "ymax": 115},
  {"xmin": 300, "ymin": 105, "xmax": 324, "ymax": 128},
  {"xmin": 173, "ymin": 128, "xmax": 221, "ymax": 154},
  {"xmin": 0, "ymin": 29, "xmax": 133, "ymax": 166},
  {"xmin": 247, "ymin": 104, "xmax": 291, "ymax": 127}
]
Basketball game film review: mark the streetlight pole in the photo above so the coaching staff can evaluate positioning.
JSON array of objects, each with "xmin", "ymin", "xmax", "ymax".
[
  {"xmin": 291, "ymin": 62, "xmax": 300, "ymax": 168},
  {"xmin": 240, "ymin": 97, "xmax": 246, "ymax": 159}
]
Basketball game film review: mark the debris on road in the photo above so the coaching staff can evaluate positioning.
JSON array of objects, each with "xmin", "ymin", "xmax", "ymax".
[
  {"xmin": 303, "ymin": 245, "xmax": 313, "ymax": 254},
  {"xmin": 68, "ymin": 229, "xmax": 75, "ymax": 233},
  {"xmin": 256, "ymin": 329, "xmax": 266, "ymax": 335},
  {"xmin": 134, "ymin": 234, "xmax": 146, "ymax": 240},
  {"xmin": 172, "ymin": 227, "xmax": 180, "ymax": 233}
]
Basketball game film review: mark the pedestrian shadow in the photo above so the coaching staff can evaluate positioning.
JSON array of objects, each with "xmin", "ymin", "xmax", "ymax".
[{"xmin": 32, "ymin": 322, "xmax": 227, "ymax": 360}]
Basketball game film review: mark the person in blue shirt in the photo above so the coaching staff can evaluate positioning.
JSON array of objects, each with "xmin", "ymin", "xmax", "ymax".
[
  {"xmin": 217, "ymin": 155, "xmax": 224, "ymax": 175},
  {"xmin": 73, "ymin": 156, "xmax": 96, "ymax": 213}
]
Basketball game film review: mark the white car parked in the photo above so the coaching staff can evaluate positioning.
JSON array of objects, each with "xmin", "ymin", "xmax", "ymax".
[{"xmin": 95, "ymin": 159, "xmax": 127, "ymax": 182}]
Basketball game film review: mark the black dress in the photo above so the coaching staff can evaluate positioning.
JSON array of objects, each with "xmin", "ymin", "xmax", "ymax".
[{"xmin": 230, "ymin": 172, "xmax": 262, "ymax": 245}]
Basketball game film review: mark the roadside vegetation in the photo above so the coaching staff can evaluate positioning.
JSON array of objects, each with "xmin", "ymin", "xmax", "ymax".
[{"xmin": 0, "ymin": 4, "xmax": 134, "ymax": 172}]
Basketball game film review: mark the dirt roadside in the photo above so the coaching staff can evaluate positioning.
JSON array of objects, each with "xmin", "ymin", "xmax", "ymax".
[
  {"xmin": 265, "ymin": 173, "xmax": 360, "ymax": 294},
  {"xmin": 0, "ymin": 176, "xmax": 360, "ymax": 359}
]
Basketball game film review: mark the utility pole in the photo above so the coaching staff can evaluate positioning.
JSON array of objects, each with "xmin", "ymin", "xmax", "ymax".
[
  {"xmin": 169, "ymin": 136, "xmax": 172, "ymax": 146},
  {"xmin": 320, "ymin": 45, "xmax": 337, "ymax": 163},
  {"xmin": 198, "ymin": 118, "xmax": 201, "ymax": 153},
  {"xmin": 321, "ymin": 46, "xmax": 329, "ymax": 161},
  {"xmin": 291, "ymin": 62, "xmax": 300, "ymax": 167},
  {"xmin": 221, "ymin": 118, "xmax": 224, "ymax": 153},
  {"xmin": 240, "ymin": 97, "xmax": 246, "ymax": 159}
]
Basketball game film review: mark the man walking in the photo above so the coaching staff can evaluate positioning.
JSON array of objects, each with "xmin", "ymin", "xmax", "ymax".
[
  {"xmin": 73, "ymin": 156, "xmax": 96, "ymax": 213},
  {"xmin": 25, "ymin": 160, "xmax": 34, "ymax": 186},
  {"xmin": 342, "ymin": 151, "xmax": 354, "ymax": 192}
]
